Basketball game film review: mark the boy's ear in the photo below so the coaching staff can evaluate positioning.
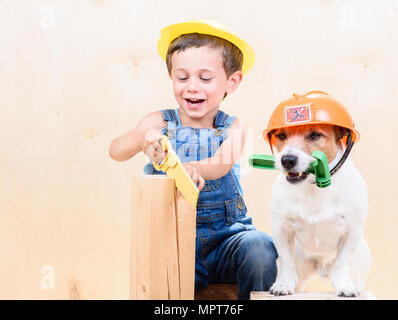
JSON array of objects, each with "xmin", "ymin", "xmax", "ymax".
[{"xmin": 226, "ymin": 70, "xmax": 243, "ymax": 94}]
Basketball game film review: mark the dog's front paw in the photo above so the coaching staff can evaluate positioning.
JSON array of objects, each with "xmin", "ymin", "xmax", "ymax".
[
  {"xmin": 331, "ymin": 268, "xmax": 360, "ymax": 297},
  {"xmin": 335, "ymin": 283, "xmax": 360, "ymax": 298},
  {"xmin": 269, "ymin": 281, "xmax": 295, "ymax": 296}
]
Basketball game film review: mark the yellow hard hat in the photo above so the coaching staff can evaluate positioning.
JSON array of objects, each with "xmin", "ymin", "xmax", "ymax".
[{"xmin": 157, "ymin": 19, "xmax": 255, "ymax": 75}]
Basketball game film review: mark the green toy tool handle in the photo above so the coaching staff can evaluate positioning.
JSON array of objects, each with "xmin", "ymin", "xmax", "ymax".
[
  {"xmin": 308, "ymin": 150, "xmax": 331, "ymax": 188},
  {"xmin": 249, "ymin": 150, "xmax": 331, "ymax": 188},
  {"xmin": 248, "ymin": 154, "xmax": 276, "ymax": 170}
]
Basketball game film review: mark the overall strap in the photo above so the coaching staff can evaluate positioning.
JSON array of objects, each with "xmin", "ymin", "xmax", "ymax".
[
  {"xmin": 160, "ymin": 109, "xmax": 179, "ymax": 138},
  {"xmin": 214, "ymin": 110, "xmax": 235, "ymax": 141},
  {"xmin": 214, "ymin": 111, "xmax": 243, "ymax": 196},
  {"xmin": 160, "ymin": 109, "xmax": 179, "ymax": 122},
  {"xmin": 214, "ymin": 110, "xmax": 230, "ymax": 128}
]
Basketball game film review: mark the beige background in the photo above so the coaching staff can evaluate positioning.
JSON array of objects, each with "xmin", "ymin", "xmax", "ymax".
[{"xmin": 0, "ymin": 0, "xmax": 397, "ymax": 299}]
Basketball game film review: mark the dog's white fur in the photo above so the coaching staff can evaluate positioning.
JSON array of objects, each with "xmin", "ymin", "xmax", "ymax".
[{"xmin": 269, "ymin": 140, "xmax": 371, "ymax": 297}]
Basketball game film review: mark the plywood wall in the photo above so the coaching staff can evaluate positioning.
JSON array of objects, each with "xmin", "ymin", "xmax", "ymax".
[{"xmin": 0, "ymin": 0, "xmax": 397, "ymax": 299}]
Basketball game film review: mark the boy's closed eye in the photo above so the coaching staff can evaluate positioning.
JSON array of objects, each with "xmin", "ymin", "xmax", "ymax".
[
  {"xmin": 174, "ymin": 70, "xmax": 188, "ymax": 81},
  {"xmin": 199, "ymin": 70, "xmax": 214, "ymax": 82},
  {"xmin": 176, "ymin": 75, "xmax": 212, "ymax": 82}
]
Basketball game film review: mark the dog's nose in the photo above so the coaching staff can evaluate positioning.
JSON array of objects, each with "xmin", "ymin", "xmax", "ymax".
[{"xmin": 281, "ymin": 155, "xmax": 297, "ymax": 170}]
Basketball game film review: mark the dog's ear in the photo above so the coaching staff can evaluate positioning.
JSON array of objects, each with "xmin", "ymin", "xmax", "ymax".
[{"xmin": 334, "ymin": 126, "xmax": 349, "ymax": 141}]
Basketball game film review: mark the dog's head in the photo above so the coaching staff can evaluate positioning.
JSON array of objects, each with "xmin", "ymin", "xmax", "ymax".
[
  {"xmin": 270, "ymin": 124, "xmax": 349, "ymax": 184},
  {"xmin": 264, "ymin": 91, "xmax": 360, "ymax": 184}
]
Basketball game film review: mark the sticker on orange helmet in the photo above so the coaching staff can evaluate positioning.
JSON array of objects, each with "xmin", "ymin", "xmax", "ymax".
[{"xmin": 285, "ymin": 105, "xmax": 311, "ymax": 124}]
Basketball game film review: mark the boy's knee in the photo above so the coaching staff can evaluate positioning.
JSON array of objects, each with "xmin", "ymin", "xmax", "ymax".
[
  {"xmin": 236, "ymin": 231, "xmax": 278, "ymax": 278},
  {"xmin": 240, "ymin": 230, "xmax": 278, "ymax": 260},
  {"xmin": 237, "ymin": 231, "xmax": 278, "ymax": 288}
]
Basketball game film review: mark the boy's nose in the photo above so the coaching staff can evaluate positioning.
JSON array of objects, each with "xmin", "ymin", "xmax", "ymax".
[{"xmin": 187, "ymin": 78, "xmax": 199, "ymax": 92}]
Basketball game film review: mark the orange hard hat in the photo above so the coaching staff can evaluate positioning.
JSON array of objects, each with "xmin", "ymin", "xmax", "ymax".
[{"xmin": 263, "ymin": 90, "xmax": 360, "ymax": 147}]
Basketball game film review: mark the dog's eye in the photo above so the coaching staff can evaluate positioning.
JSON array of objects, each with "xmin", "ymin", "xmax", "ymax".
[
  {"xmin": 308, "ymin": 132, "xmax": 322, "ymax": 141},
  {"xmin": 276, "ymin": 133, "xmax": 287, "ymax": 140}
]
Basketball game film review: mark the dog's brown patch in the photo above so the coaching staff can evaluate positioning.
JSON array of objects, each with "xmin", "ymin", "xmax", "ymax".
[{"xmin": 271, "ymin": 124, "xmax": 344, "ymax": 163}]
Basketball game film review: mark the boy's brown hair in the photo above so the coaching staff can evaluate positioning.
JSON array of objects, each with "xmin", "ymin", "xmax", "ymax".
[{"xmin": 165, "ymin": 33, "xmax": 243, "ymax": 78}]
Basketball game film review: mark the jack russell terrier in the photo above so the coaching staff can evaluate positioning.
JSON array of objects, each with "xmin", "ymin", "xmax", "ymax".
[{"xmin": 264, "ymin": 91, "xmax": 371, "ymax": 297}]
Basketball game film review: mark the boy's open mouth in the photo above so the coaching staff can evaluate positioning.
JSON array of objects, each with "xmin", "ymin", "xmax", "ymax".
[{"xmin": 185, "ymin": 98, "xmax": 205, "ymax": 106}]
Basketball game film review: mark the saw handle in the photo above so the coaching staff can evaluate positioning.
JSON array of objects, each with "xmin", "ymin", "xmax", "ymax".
[
  {"xmin": 151, "ymin": 136, "xmax": 199, "ymax": 209},
  {"xmin": 152, "ymin": 136, "xmax": 176, "ymax": 171}
]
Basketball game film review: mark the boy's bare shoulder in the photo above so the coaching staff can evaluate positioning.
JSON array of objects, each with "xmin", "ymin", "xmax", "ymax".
[{"xmin": 137, "ymin": 111, "xmax": 164, "ymax": 130}]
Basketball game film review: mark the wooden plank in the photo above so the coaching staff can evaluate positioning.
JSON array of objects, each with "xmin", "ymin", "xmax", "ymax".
[
  {"xmin": 250, "ymin": 291, "xmax": 376, "ymax": 300},
  {"xmin": 175, "ymin": 190, "xmax": 196, "ymax": 300},
  {"xmin": 130, "ymin": 175, "xmax": 180, "ymax": 299}
]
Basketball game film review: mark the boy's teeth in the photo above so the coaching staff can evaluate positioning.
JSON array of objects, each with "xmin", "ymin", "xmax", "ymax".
[{"xmin": 187, "ymin": 98, "xmax": 204, "ymax": 104}]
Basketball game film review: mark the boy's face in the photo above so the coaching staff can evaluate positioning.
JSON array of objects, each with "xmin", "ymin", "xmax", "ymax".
[{"xmin": 170, "ymin": 46, "xmax": 242, "ymax": 124}]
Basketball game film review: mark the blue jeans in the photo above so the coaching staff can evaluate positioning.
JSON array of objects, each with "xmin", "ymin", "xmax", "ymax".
[
  {"xmin": 196, "ymin": 229, "xmax": 277, "ymax": 299},
  {"xmin": 144, "ymin": 108, "xmax": 278, "ymax": 300}
]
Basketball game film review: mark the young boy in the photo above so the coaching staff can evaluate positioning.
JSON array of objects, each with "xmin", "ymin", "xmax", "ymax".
[{"xmin": 109, "ymin": 20, "xmax": 277, "ymax": 300}]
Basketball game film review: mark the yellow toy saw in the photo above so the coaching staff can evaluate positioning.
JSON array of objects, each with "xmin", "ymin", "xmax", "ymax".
[{"xmin": 152, "ymin": 136, "xmax": 199, "ymax": 209}]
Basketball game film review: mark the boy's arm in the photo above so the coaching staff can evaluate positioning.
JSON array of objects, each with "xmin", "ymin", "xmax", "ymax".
[
  {"xmin": 187, "ymin": 117, "xmax": 248, "ymax": 180},
  {"xmin": 109, "ymin": 111, "xmax": 164, "ymax": 161}
]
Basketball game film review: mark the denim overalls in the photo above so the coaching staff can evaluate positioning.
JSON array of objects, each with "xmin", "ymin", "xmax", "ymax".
[{"xmin": 144, "ymin": 108, "xmax": 277, "ymax": 299}]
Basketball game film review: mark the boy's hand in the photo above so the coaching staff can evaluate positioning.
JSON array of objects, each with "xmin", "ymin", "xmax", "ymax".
[
  {"xmin": 142, "ymin": 129, "xmax": 204, "ymax": 191},
  {"xmin": 182, "ymin": 163, "xmax": 205, "ymax": 191},
  {"xmin": 142, "ymin": 129, "xmax": 167, "ymax": 164}
]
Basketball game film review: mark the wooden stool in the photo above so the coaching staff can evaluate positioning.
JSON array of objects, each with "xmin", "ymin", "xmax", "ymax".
[
  {"xmin": 195, "ymin": 284, "xmax": 238, "ymax": 300},
  {"xmin": 251, "ymin": 291, "xmax": 376, "ymax": 300}
]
